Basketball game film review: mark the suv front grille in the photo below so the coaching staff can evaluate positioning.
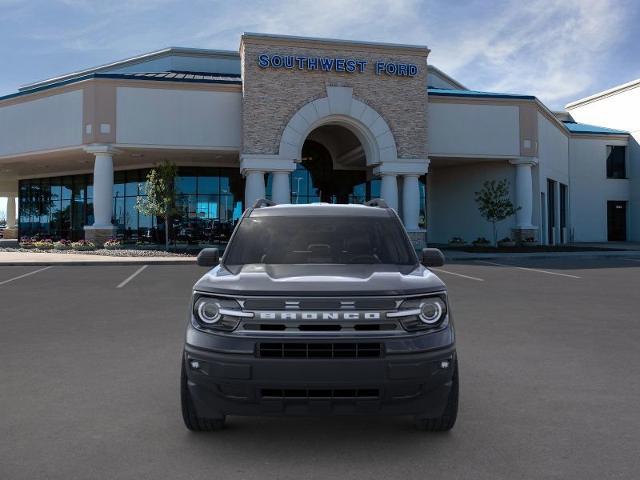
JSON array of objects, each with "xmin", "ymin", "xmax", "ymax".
[
  {"xmin": 257, "ymin": 342, "xmax": 383, "ymax": 359},
  {"xmin": 243, "ymin": 298, "xmax": 398, "ymax": 311}
]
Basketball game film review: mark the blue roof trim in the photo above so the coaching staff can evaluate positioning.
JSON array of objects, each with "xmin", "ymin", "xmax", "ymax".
[
  {"xmin": 428, "ymin": 87, "xmax": 536, "ymax": 100},
  {"xmin": 0, "ymin": 72, "xmax": 242, "ymax": 102},
  {"xmin": 562, "ymin": 121, "xmax": 628, "ymax": 135}
]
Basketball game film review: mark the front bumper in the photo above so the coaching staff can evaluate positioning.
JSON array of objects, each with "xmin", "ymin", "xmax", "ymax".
[{"xmin": 184, "ymin": 327, "xmax": 456, "ymax": 418}]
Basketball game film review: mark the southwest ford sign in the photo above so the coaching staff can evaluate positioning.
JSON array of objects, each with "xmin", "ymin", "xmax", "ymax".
[{"xmin": 257, "ymin": 53, "xmax": 418, "ymax": 77}]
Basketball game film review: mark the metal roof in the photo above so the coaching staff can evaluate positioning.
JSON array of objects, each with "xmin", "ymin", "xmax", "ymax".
[
  {"xmin": 108, "ymin": 71, "xmax": 241, "ymax": 82},
  {"xmin": 428, "ymin": 87, "xmax": 535, "ymax": 100},
  {"xmin": 19, "ymin": 47, "xmax": 240, "ymax": 92},
  {"xmin": 0, "ymin": 71, "xmax": 241, "ymax": 103},
  {"xmin": 562, "ymin": 121, "xmax": 628, "ymax": 135}
]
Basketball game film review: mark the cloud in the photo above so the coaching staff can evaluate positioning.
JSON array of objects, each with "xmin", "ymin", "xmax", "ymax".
[
  {"xmin": 424, "ymin": 0, "xmax": 632, "ymax": 107},
  {"xmin": 1, "ymin": 0, "xmax": 636, "ymax": 108}
]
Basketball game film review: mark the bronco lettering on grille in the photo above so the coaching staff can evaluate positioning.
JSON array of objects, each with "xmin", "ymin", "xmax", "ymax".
[{"xmin": 257, "ymin": 312, "xmax": 382, "ymax": 320}]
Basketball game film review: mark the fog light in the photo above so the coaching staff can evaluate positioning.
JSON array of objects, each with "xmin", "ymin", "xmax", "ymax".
[
  {"xmin": 189, "ymin": 360, "xmax": 200, "ymax": 370},
  {"xmin": 440, "ymin": 360, "xmax": 450, "ymax": 369}
]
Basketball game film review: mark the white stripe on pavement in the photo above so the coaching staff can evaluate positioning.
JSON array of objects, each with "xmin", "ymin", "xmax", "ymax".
[
  {"xmin": 624, "ymin": 258, "xmax": 640, "ymax": 263},
  {"xmin": 0, "ymin": 266, "xmax": 52, "ymax": 286},
  {"xmin": 475, "ymin": 260, "xmax": 581, "ymax": 279},
  {"xmin": 430, "ymin": 268, "xmax": 484, "ymax": 282},
  {"xmin": 116, "ymin": 265, "xmax": 148, "ymax": 289}
]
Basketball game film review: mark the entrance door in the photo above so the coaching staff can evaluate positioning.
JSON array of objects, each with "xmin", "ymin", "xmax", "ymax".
[{"xmin": 607, "ymin": 201, "xmax": 627, "ymax": 241}]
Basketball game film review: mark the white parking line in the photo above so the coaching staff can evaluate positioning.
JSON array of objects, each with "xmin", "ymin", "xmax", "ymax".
[
  {"xmin": 475, "ymin": 260, "xmax": 581, "ymax": 279},
  {"xmin": 0, "ymin": 266, "xmax": 52, "ymax": 286},
  {"xmin": 624, "ymin": 258, "xmax": 640, "ymax": 263},
  {"xmin": 430, "ymin": 268, "xmax": 484, "ymax": 282},
  {"xmin": 116, "ymin": 265, "xmax": 148, "ymax": 289}
]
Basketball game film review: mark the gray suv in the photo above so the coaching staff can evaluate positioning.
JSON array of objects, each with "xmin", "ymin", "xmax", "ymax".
[{"xmin": 181, "ymin": 199, "xmax": 458, "ymax": 431}]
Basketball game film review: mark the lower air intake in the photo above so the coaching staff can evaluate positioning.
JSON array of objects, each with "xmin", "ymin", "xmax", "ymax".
[
  {"xmin": 257, "ymin": 342, "xmax": 383, "ymax": 359},
  {"xmin": 261, "ymin": 388, "xmax": 380, "ymax": 399}
]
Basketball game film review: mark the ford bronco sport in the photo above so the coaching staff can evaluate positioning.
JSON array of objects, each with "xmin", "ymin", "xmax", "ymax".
[{"xmin": 181, "ymin": 199, "xmax": 458, "ymax": 431}]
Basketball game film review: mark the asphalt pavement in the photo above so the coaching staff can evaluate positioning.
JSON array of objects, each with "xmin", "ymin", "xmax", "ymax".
[{"xmin": 1, "ymin": 258, "xmax": 639, "ymax": 480}]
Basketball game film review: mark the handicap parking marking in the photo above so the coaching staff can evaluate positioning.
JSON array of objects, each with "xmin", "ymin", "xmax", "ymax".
[
  {"xmin": 430, "ymin": 268, "xmax": 484, "ymax": 282},
  {"xmin": 116, "ymin": 265, "xmax": 148, "ymax": 289},
  {"xmin": 475, "ymin": 260, "xmax": 581, "ymax": 279},
  {"xmin": 0, "ymin": 266, "xmax": 53, "ymax": 286}
]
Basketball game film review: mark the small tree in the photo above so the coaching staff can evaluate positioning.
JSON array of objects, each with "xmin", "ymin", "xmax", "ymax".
[
  {"xmin": 136, "ymin": 161, "xmax": 178, "ymax": 251},
  {"xmin": 474, "ymin": 179, "xmax": 520, "ymax": 246}
]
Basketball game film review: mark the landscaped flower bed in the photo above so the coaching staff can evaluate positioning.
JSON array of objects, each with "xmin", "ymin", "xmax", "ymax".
[
  {"xmin": 103, "ymin": 238, "xmax": 122, "ymax": 250},
  {"xmin": 70, "ymin": 240, "xmax": 96, "ymax": 251},
  {"xmin": 54, "ymin": 239, "xmax": 72, "ymax": 250}
]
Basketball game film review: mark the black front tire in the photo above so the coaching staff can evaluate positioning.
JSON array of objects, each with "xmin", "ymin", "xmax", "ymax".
[
  {"xmin": 414, "ymin": 359, "xmax": 459, "ymax": 432},
  {"xmin": 181, "ymin": 361, "xmax": 225, "ymax": 432}
]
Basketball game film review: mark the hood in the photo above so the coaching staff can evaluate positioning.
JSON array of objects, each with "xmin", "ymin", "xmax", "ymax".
[{"xmin": 193, "ymin": 264, "xmax": 446, "ymax": 296}]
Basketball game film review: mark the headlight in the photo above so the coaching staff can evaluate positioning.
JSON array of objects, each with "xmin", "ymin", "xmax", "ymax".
[
  {"xmin": 192, "ymin": 294, "xmax": 253, "ymax": 331},
  {"xmin": 196, "ymin": 299, "xmax": 221, "ymax": 324},
  {"xmin": 419, "ymin": 297, "xmax": 446, "ymax": 325},
  {"xmin": 389, "ymin": 294, "xmax": 448, "ymax": 331}
]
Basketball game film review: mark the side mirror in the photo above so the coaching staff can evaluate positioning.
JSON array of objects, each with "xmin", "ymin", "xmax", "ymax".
[
  {"xmin": 421, "ymin": 248, "xmax": 445, "ymax": 267},
  {"xmin": 197, "ymin": 248, "xmax": 220, "ymax": 267}
]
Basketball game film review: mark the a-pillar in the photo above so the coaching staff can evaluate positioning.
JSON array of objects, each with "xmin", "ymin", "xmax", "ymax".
[
  {"xmin": 509, "ymin": 157, "xmax": 539, "ymax": 242},
  {"xmin": 84, "ymin": 145, "xmax": 117, "ymax": 246}
]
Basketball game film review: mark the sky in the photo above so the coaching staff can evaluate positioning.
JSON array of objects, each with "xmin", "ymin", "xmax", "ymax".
[
  {"xmin": 0, "ymin": 0, "xmax": 639, "ymax": 109},
  {"xmin": 0, "ymin": 0, "xmax": 638, "ymax": 219}
]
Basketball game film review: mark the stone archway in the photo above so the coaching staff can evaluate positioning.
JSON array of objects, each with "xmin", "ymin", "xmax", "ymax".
[{"xmin": 278, "ymin": 86, "xmax": 398, "ymax": 166}]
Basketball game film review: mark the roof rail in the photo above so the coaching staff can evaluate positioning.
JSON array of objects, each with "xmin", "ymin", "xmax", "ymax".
[
  {"xmin": 364, "ymin": 198, "xmax": 389, "ymax": 208},
  {"xmin": 252, "ymin": 198, "xmax": 276, "ymax": 208}
]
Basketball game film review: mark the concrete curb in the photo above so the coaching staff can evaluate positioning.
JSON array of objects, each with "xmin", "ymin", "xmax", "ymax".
[{"xmin": 444, "ymin": 250, "xmax": 640, "ymax": 261}]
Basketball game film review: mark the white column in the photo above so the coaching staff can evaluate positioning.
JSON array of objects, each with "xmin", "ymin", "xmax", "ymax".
[
  {"xmin": 380, "ymin": 174, "xmax": 398, "ymax": 211},
  {"xmin": 244, "ymin": 170, "xmax": 266, "ymax": 208},
  {"xmin": 91, "ymin": 151, "xmax": 115, "ymax": 227},
  {"xmin": 6, "ymin": 195, "xmax": 16, "ymax": 229},
  {"xmin": 402, "ymin": 174, "xmax": 420, "ymax": 230},
  {"xmin": 271, "ymin": 171, "xmax": 290, "ymax": 204},
  {"xmin": 510, "ymin": 158, "xmax": 537, "ymax": 229}
]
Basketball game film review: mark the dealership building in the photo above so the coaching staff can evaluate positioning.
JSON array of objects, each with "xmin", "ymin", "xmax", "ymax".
[{"xmin": 0, "ymin": 33, "xmax": 637, "ymax": 247}]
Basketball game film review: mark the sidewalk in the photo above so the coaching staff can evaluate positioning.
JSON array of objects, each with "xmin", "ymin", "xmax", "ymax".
[{"xmin": 0, "ymin": 251, "xmax": 196, "ymax": 266}]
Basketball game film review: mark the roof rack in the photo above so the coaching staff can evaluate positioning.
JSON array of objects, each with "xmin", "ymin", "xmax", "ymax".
[
  {"xmin": 364, "ymin": 198, "xmax": 389, "ymax": 208},
  {"xmin": 252, "ymin": 198, "xmax": 276, "ymax": 208}
]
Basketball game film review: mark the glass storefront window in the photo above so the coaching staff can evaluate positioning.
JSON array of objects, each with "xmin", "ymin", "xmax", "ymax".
[{"xmin": 18, "ymin": 166, "xmax": 244, "ymax": 245}]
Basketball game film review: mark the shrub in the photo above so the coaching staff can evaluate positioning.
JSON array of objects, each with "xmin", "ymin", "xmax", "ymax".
[
  {"xmin": 448, "ymin": 236, "xmax": 466, "ymax": 245},
  {"xmin": 54, "ymin": 239, "xmax": 72, "ymax": 250},
  {"xmin": 33, "ymin": 239, "xmax": 54, "ymax": 250},
  {"xmin": 103, "ymin": 238, "xmax": 122, "ymax": 250},
  {"xmin": 472, "ymin": 237, "xmax": 491, "ymax": 246},
  {"xmin": 20, "ymin": 236, "xmax": 35, "ymax": 249},
  {"xmin": 71, "ymin": 240, "xmax": 96, "ymax": 251}
]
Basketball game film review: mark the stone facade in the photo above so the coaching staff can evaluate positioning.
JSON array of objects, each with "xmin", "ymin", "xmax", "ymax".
[{"xmin": 240, "ymin": 34, "xmax": 429, "ymax": 160}]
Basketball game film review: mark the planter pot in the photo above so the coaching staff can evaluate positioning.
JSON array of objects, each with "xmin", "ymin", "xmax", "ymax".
[{"xmin": 498, "ymin": 241, "xmax": 516, "ymax": 247}]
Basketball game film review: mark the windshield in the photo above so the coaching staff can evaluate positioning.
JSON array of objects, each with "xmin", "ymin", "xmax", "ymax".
[{"xmin": 223, "ymin": 215, "xmax": 417, "ymax": 268}]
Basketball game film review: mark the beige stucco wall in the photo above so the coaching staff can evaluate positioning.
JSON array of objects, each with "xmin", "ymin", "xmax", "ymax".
[{"xmin": 240, "ymin": 35, "xmax": 429, "ymax": 160}]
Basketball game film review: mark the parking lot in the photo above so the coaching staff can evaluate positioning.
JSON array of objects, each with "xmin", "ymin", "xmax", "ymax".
[{"xmin": 1, "ymin": 257, "xmax": 639, "ymax": 480}]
